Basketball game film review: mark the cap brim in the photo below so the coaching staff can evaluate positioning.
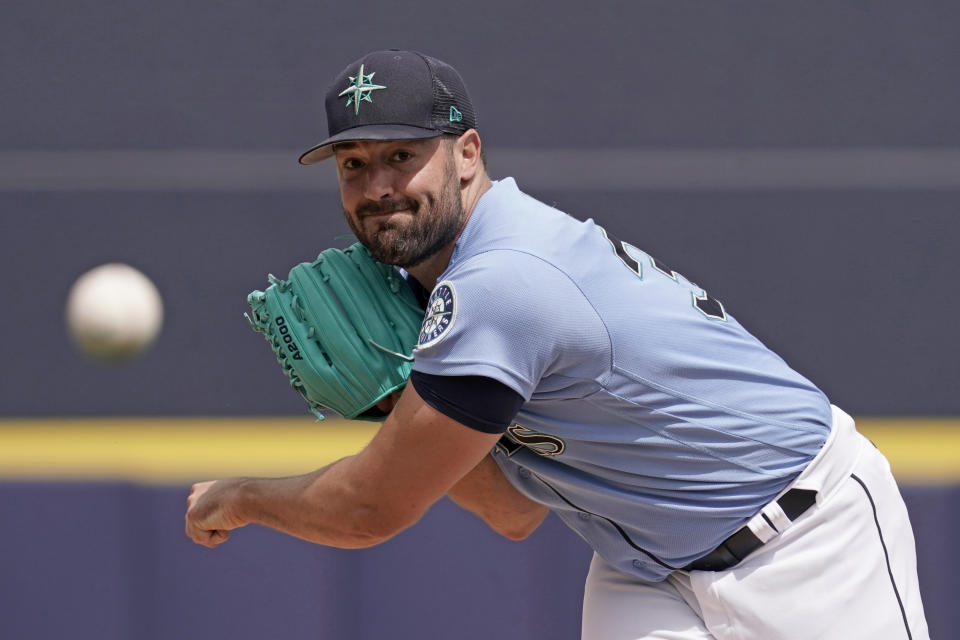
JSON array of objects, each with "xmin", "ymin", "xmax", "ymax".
[{"xmin": 298, "ymin": 124, "xmax": 444, "ymax": 165}]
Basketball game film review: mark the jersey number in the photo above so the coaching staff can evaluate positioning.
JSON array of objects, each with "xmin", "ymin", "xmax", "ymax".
[{"xmin": 603, "ymin": 229, "xmax": 727, "ymax": 321}]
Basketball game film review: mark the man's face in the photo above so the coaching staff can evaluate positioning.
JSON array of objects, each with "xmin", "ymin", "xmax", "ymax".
[{"xmin": 334, "ymin": 137, "xmax": 465, "ymax": 269}]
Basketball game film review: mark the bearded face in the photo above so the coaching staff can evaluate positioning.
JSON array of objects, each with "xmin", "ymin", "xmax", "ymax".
[
  {"xmin": 344, "ymin": 153, "xmax": 465, "ymax": 268},
  {"xmin": 337, "ymin": 139, "xmax": 467, "ymax": 269}
]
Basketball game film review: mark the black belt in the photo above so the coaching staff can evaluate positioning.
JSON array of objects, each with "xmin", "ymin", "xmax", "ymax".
[{"xmin": 684, "ymin": 488, "xmax": 818, "ymax": 572}]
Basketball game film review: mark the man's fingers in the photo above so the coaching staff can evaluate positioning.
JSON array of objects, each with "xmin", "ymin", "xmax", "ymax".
[
  {"xmin": 185, "ymin": 517, "xmax": 230, "ymax": 548},
  {"xmin": 185, "ymin": 479, "xmax": 239, "ymax": 548},
  {"xmin": 209, "ymin": 529, "xmax": 230, "ymax": 545},
  {"xmin": 187, "ymin": 480, "xmax": 215, "ymax": 506},
  {"xmin": 186, "ymin": 481, "xmax": 217, "ymax": 546},
  {"xmin": 198, "ymin": 528, "xmax": 230, "ymax": 548}
]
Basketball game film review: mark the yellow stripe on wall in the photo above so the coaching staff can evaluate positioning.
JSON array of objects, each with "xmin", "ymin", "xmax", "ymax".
[
  {"xmin": 0, "ymin": 417, "xmax": 379, "ymax": 484},
  {"xmin": 857, "ymin": 418, "xmax": 960, "ymax": 484},
  {"xmin": 0, "ymin": 416, "xmax": 957, "ymax": 485}
]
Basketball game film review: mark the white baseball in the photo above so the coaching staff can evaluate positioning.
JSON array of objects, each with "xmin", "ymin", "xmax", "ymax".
[{"xmin": 66, "ymin": 263, "xmax": 164, "ymax": 362}]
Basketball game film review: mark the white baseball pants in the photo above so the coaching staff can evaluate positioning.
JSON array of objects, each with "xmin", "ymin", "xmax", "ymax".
[{"xmin": 581, "ymin": 406, "xmax": 929, "ymax": 640}]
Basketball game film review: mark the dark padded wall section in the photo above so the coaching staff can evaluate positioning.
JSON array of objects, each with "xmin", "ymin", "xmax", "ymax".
[
  {"xmin": 3, "ymin": 3, "xmax": 959, "ymax": 149},
  {"xmin": 0, "ymin": 485, "xmax": 954, "ymax": 640},
  {"xmin": 1, "ymin": 190, "xmax": 956, "ymax": 415}
]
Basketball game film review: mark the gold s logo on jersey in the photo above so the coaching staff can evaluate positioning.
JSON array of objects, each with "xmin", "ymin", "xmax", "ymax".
[{"xmin": 500, "ymin": 424, "xmax": 566, "ymax": 457}]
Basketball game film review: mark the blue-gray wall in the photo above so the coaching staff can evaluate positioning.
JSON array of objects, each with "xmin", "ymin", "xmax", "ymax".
[
  {"xmin": 1, "ymin": 1, "xmax": 958, "ymax": 638},
  {"xmin": 1, "ymin": 484, "xmax": 956, "ymax": 640}
]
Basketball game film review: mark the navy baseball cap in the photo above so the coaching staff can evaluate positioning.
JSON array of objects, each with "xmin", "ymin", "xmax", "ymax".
[{"xmin": 299, "ymin": 50, "xmax": 478, "ymax": 165}]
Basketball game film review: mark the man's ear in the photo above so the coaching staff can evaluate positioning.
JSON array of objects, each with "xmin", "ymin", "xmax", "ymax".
[{"xmin": 456, "ymin": 129, "xmax": 483, "ymax": 182}]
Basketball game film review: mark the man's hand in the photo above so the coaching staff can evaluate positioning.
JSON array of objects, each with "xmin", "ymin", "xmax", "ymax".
[{"xmin": 185, "ymin": 479, "xmax": 250, "ymax": 548}]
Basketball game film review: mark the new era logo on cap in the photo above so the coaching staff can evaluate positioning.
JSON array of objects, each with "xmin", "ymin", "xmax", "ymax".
[{"xmin": 299, "ymin": 50, "xmax": 478, "ymax": 164}]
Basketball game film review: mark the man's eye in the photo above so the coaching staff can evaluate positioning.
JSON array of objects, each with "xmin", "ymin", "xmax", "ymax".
[
  {"xmin": 342, "ymin": 158, "xmax": 364, "ymax": 170},
  {"xmin": 391, "ymin": 150, "xmax": 413, "ymax": 162}
]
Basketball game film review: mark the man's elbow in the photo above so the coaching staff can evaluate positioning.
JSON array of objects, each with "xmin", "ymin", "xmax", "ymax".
[
  {"xmin": 347, "ymin": 503, "xmax": 423, "ymax": 547},
  {"xmin": 497, "ymin": 523, "xmax": 537, "ymax": 541},
  {"xmin": 491, "ymin": 509, "xmax": 548, "ymax": 541}
]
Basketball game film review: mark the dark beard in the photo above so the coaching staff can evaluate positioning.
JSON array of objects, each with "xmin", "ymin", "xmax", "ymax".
[{"xmin": 345, "ymin": 161, "xmax": 465, "ymax": 269}]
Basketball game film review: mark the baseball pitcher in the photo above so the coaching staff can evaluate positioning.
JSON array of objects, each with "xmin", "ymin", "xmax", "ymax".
[{"xmin": 185, "ymin": 50, "xmax": 928, "ymax": 639}]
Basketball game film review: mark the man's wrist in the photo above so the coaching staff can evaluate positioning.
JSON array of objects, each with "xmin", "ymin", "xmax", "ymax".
[{"xmin": 231, "ymin": 477, "xmax": 259, "ymax": 527}]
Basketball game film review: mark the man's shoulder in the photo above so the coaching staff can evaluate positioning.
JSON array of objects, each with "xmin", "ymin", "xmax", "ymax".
[
  {"xmin": 454, "ymin": 192, "xmax": 595, "ymax": 277},
  {"xmin": 468, "ymin": 178, "xmax": 583, "ymax": 236},
  {"xmin": 446, "ymin": 247, "xmax": 571, "ymax": 292},
  {"xmin": 431, "ymin": 247, "xmax": 605, "ymax": 346}
]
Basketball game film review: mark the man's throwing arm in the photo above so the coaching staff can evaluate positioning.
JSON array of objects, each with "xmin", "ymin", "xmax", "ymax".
[{"xmin": 185, "ymin": 382, "xmax": 504, "ymax": 548}]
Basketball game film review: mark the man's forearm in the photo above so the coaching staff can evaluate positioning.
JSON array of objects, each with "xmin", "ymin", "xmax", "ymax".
[
  {"xmin": 214, "ymin": 457, "xmax": 408, "ymax": 549},
  {"xmin": 186, "ymin": 386, "xmax": 505, "ymax": 550}
]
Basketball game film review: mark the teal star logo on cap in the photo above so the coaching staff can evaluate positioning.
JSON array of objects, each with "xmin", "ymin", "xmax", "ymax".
[{"xmin": 338, "ymin": 64, "xmax": 387, "ymax": 115}]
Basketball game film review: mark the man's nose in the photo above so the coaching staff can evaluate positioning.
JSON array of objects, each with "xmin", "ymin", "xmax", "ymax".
[{"xmin": 362, "ymin": 164, "xmax": 394, "ymax": 201}]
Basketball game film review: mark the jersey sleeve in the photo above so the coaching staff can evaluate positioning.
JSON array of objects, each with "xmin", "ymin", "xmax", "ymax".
[
  {"xmin": 411, "ymin": 249, "xmax": 609, "ymax": 400},
  {"xmin": 410, "ymin": 371, "xmax": 524, "ymax": 433}
]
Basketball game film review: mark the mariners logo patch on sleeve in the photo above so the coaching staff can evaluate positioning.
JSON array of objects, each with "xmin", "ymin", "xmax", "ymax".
[{"xmin": 417, "ymin": 281, "xmax": 457, "ymax": 348}]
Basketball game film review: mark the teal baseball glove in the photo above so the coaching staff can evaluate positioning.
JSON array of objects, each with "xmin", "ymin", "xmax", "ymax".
[{"xmin": 245, "ymin": 242, "xmax": 425, "ymax": 421}]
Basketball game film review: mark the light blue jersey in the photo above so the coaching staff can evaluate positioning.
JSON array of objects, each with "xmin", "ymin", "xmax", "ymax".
[{"xmin": 412, "ymin": 178, "xmax": 833, "ymax": 582}]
